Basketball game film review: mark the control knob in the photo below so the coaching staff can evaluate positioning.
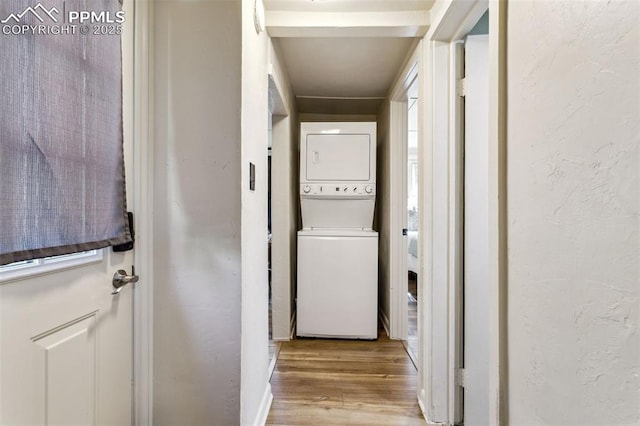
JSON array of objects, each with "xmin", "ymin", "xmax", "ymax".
[
  {"xmin": 365, "ymin": 185, "xmax": 373, "ymax": 194},
  {"xmin": 303, "ymin": 185, "xmax": 311, "ymax": 193}
]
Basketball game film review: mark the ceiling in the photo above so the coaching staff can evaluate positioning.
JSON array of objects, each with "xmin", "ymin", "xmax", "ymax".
[{"xmin": 264, "ymin": 0, "xmax": 433, "ymax": 114}]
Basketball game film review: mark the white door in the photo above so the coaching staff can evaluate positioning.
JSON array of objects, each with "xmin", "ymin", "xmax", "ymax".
[
  {"xmin": 463, "ymin": 34, "xmax": 490, "ymax": 426},
  {"xmin": 0, "ymin": 2, "xmax": 137, "ymax": 423}
]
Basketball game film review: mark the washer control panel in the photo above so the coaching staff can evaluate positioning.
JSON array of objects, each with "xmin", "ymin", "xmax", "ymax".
[{"xmin": 301, "ymin": 184, "xmax": 375, "ymax": 196}]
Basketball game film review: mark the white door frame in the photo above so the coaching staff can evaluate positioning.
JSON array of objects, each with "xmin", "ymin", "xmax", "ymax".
[
  {"xmin": 448, "ymin": 39, "xmax": 465, "ymax": 425},
  {"xmin": 130, "ymin": 0, "xmax": 154, "ymax": 424},
  {"xmin": 420, "ymin": 0, "xmax": 507, "ymax": 424},
  {"xmin": 388, "ymin": 46, "xmax": 420, "ymax": 341},
  {"xmin": 268, "ymin": 67, "xmax": 294, "ymax": 342}
]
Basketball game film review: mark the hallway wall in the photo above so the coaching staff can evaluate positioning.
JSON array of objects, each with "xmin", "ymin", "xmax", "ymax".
[
  {"xmin": 507, "ymin": 1, "xmax": 640, "ymax": 423},
  {"xmin": 153, "ymin": 1, "xmax": 242, "ymax": 424}
]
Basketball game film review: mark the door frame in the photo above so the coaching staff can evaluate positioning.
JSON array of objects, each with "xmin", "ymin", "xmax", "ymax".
[
  {"xmin": 268, "ymin": 50, "xmax": 295, "ymax": 343},
  {"xmin": 269, "ymin": 72, "xmax": 292, "ymax": 343},
  {"xmin": 130, "ymin": 0, "xmax": 154, "ymax": 424},
  {"xmin": 423, "ymin": 0, "xmax": 507, "ymax": 424},
  {"xmin": 388, "ymin": 46, "xmax": 420, "ymax": 342}
]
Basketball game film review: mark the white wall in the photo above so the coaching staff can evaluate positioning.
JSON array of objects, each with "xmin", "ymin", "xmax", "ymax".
[
  {"xmin": 507, "ymin": 1, "xmax": 640, "ymax": 424},
  {"xmin": 153, "ymin": 1, "xmax": 242, "ymax": 424},
  {"xmin": 240, "ymin": 0, "xmax": 272, "ymax": 423}
]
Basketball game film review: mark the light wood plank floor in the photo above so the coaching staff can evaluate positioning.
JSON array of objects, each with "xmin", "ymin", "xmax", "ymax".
[{"xmin": 267, "ymin": 329, "xmax": 426, "ymax": 425}]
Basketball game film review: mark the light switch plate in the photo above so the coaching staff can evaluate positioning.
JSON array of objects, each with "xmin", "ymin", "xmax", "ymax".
[{"xmin": 249, "ymin": 162, "xmax": 255, "ymax": 191}]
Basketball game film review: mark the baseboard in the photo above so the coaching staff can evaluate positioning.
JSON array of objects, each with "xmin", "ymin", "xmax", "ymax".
[
  {"xmin": 268, "ymin": 343, "xmax": 281, "ymax": 379},
  {"xmin": 379, "ymin": 308, "xmax": 390, "ymax": 336},
  {"xmin": 252, "ymin": 382, "xmax": 273, "ymax": 426},
  {"xmin": 418, "ymin": 389, "xmax": 448, "ymax": 426}
]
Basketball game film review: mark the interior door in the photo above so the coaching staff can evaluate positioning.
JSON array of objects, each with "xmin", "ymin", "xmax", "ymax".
[
  {"xmin": 0, "ymin": 1, "xmax": 136, "ymax": 423},
  {"xmin": 463, "ymin": 34, "xmax": 490, "ymax": 426}
]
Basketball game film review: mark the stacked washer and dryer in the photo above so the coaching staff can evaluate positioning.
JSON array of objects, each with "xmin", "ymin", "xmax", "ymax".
[{"xmin": 297, "ymin": 122, "xmax": 378, "ymax": 340}]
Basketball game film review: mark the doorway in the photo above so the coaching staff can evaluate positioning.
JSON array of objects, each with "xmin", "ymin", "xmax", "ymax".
[
  {"xmin": 386, "ymin": 46, "xmax": 420, "ymax": 346},
  {"xmin": 267, "ymin": 70, "xmax": 296, "ymax": 374},
  {"xmin": 267, "ymin": 105, "xmax": 277, "ymax": 373},
  {"xmin": 406, "ymin": 80, "xmax": 420, "ymax": 361}
]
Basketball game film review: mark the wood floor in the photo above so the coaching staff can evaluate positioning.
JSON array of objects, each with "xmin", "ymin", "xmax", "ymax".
[{"xmin": 267, "ymin": 329, "xmax": 426, "ymax": 425}]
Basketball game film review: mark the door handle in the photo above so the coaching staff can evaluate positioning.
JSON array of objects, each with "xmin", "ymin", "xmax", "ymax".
[{"xmin": 112, "ymin": 267, "xmax": 139, "ymax": 295}]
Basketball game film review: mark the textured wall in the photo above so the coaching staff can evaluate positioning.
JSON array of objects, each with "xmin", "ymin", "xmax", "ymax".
[
  {"xmin": 153, "ymin": 1, "xmax": 242, "ymax": 424},
  {"xmin": 507, "ymin": 1, "xmax": 640, "ymax": 424}
]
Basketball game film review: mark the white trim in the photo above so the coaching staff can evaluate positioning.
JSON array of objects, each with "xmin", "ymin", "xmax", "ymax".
[
  {"xmin": 447, "ymin": 40, "xmax": 465, "ymax": 425},
  {"xmin": 389, "ymin": 45, "xmax": 420, "ymax": 101},
  {"xmin": 488, "ymin": 2, "xmax": 507, "ymax": 424},
  {"xmin": 387, "ymin": 42, "xmax": 420, "ymax": 342},
  {"xmin": 417, "ymin": 37, "xmax": 433, "ymax": 423},
  {"xmin": 268, "ymin": 343, "xmax": 281, "ymax": 379},
  {"xmin": 423, "ymin": 1, "xmax": 504, "ymax": 424},
  {"xmin": 387, "ymin": 39, "xmax": 425, "ymax": 424},
  {"xmin": 268, "ymin": 71, "xmax": 293, "ymax": 342},
  {"xmin": 417, "ymin": 389, "xmax": 447, "ymax": 426},
  {"xmin": 266, "ymin": 10, "xmax": 429, "ymax": 38},
  {"xmin": 427, "ymin": 0, "xmax": 488, "ymax": 42},
  {"xmin": 389, "ymin": 100, "xmax": 409, "ymax": 341},
  {"xmin": 131, "ymin": 0, "xmax": 154, "ymax": 424},
  {"xmin": 251, "ymin": 383, "xmax": 273, "ymax": 426}
]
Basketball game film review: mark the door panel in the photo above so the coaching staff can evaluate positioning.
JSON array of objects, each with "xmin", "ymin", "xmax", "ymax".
[
  {"xmin": 0, "ymin": 1, "xmax": 135, "ymax": 423},
  {"xmin": 1, "ymin": 251, "xmax": 134, "ymax": 424},
  {"xmin": 33, "ymin": 314, "xmax": 97, "ymax": 425},
  {"xmin": 463, "ymin": 34, "xmax": 490, "ymax": 426}
]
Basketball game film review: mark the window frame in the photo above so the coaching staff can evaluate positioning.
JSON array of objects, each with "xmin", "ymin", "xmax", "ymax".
[{"xmin": 0, "ymin": 249, "xmax": 104, "ymax": 283}]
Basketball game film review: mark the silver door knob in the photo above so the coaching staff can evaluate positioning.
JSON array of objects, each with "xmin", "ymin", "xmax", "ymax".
[{"xmin": 112, "ymin": 268, "xmax": 139, "ymax": 295}]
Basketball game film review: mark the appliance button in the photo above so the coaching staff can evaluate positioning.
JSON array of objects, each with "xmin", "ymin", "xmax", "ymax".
[
  {"xmin": 365, "ymin": 185, "xmax": 373, "ymax": 194},
  {"xmin": 303, "ymin": 185, "xmax": 311, "ymax": 193}
]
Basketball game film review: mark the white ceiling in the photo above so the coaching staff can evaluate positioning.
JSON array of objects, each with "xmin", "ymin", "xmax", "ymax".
[
  {"xmin": 276, "ymin": 37, "xmax": 416, "ymax": 99},
  {"xmin": 265, "ymin": 0, "xmax": 432, "ymax": 114}
]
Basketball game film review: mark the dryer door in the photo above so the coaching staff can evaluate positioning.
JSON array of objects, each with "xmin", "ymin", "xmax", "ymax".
[{"xmin": 305, "ymin": 134, "xmax": 371, "ymax": 181}]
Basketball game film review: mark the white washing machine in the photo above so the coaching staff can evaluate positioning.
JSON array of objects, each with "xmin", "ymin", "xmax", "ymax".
[{"xmin": 297, "ymin": 122, "xmax": 378, "ymax": 339}]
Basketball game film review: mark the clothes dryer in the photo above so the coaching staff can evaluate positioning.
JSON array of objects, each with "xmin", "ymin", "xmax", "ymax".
[{"xmin": 297, "ymin": 122, "xmax": 378, "ymax": 339}]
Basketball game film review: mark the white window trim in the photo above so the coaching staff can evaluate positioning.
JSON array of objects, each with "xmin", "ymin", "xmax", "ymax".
[{"xmin": 0, "ymin": 249, "xmax": 104, "ymax": 283}]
